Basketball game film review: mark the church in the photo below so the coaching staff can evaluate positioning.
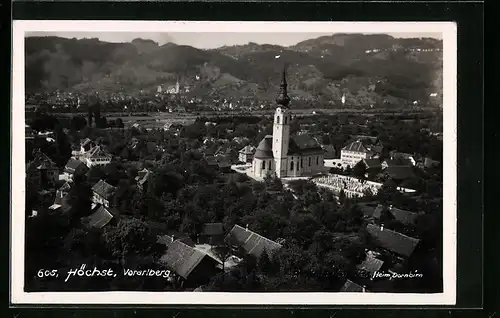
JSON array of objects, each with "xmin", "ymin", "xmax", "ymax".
[{"xmin": 252, "ymin": 68, "xmax": 325, "ymax": 179}]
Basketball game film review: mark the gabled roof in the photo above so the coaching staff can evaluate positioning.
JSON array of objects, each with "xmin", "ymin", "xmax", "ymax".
[
  {"xmin": 384, "ymin": 166, "xmax": 415, "ymax": 180},
  {"xmin": 356, "ymin": 255, "xmax": 384, "ymax": 275},
  {"xmin": 366, "ymin": 223, "xmax": 420, "ymax": 258},
  {"xmin": 342, "ymin": 140, "xmax": 371, "ymax": 153},
  {"xmin": 85, "ymin": 205, "xmax": 113, "ymax": 229},
  {"xmin": 254, "ymin": 136, "xmax": 274, "ymax": 159},
  {"xmin": 383, "ymin": 158, "xmax": 413, "ymax": 167},
  {"xmin": 363, "ymin": 159, "xmax": 382, "ymax": 169},
  {"xmin": 201, "ymin": 223, "xmax": 224, "ymax": 236},
  {"xmin": 92, "ymin": 179, "xmax": 116, "ymax": 200},
  {"xmin": 322, "ymin": 144, "xmax": 336, "ymax": 159},
  {"xmin": 289, "ymin": 134, "xmax": 323, "ymax": 153},
  {"xmin": 215, "ymin": 155, "xmax": 231, "ymax": 168},
  {"xmin": 64, "ymin": 158, "xmax": 88, "ymax": 174},
  {"xmin": 53, "ymin": 190, "xmax": 72, "ymax": 213},
  {"xmin": 374, "ymin": 205, "xmax": 419, "ymax": 225},
  {"xmin": 239, "ymin": 145, "xmax": 256, "ymax": 155},
  {"xmin": 88, "ymin": 145, "xmax": 112, "ymax": 159},
  {"xmin": 159, "ymin": 240, "xmax": 210, "ymax": 279},
  {"xmin": 340, "ymin": 279, "xmax": 369, "ymax": 292},
  {"xmin": 226, "ymin": 225, "xmax": 282, "ymax": 259}
]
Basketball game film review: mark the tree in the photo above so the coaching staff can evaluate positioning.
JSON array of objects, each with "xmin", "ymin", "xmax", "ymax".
[{"xmin": 353, "ymin": 161, "xmax": 367, "ymax": 180}]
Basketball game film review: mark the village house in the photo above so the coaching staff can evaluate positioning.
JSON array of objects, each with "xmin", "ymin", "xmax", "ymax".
[
  {"xmin": 60, "ymin": 158, "xmax": 89, "ymax": 181},
  {"xmin": 91, "ymin": 179, "xmax": 116, "ymax": 208},
  {"xmin": 372, "ymin": 204, "xmax": 420, "ymax": 225},
  {"xmin": 84, "ymin": 145, "xmax": 112, "ymax": 168},
  {"xmin": 160, "ymin": 240, "xmax": 221, "ymax": 288},
  {"xmin": 49, "ymin": 181, "xmax": 73, "ymax": 214},
  {"xmin": 366, "ymin": 223, "xmax": 421, "ymax": 260},
  {"xmin": 82, "ymin": 204, "xmax": 114, "ymax": 229},
  {"xmin": 390, "ymin": 151, "xmax": 417, "ymax": 166},
  {"xmin": 198, "ymin": 223, "xmax": 225, "ymax": 245},
  {"xmin": 238, "ymin": 145, "xmax": 256, "ymax": 163},
  {"xmin": 26, "ymin": 150, "xmax": 59, "ymax": 189},
  {"xmin": 226, "ymin": 224, "xmax": 282, "ymax": 259},
  {"xmin": 341, "ymin": 139, "xmax": 377, "ymax": 168}
]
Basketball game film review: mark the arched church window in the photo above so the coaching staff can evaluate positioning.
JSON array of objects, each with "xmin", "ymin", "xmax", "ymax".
[
  {"xmin": 284, "ymin": 116, "xmax": 288, "ymax": 125},
  {"xmin": 261, "ymin": 161, "xmax": 265, "ymax": 170},
  {"xmin": 277, "ymin": 116, "xmax": 280, "ymax": 124},
  {"xmin": 316, "ymin": 156, "xmax": 319, "ymax": 165},
  {"xmin": 309, "ymin": 157, "xmax": 311, "ymax": 166},
  {"xmin": 290, "ymin": 161, "xmax": 294, "ymax": 171},
  {"xmin": 268, "ymin": 161, "xmax": 272, "ymax": 170},
  {"xmin": 301, "ymin": 158, "xmax": 303, "ymax": 168}
]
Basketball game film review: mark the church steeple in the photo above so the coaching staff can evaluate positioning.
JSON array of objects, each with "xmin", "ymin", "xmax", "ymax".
[{"xmin": 276, "ymin": 65, "xmax": 291, "ymax": 108}]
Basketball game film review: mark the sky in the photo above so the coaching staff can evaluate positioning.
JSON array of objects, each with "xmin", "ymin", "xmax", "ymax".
[{"xmin": 26, "ymin": 32, "xmax": 442, "ymax": 49}]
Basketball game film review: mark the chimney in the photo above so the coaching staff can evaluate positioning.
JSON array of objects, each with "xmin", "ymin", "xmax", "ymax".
[
  {"xmin": 171, "ymin": 234, "xmax": 175, "ymax": 241},
  {"xmin": 380, "ymin": 224, "xmax": 384, "ymax": 231},
  {"xmin": 245, "ymin": 224, "xmax": 249, "ymax": 231},
  {"xmin": 362, "ymin": 285, "xmax": 366, "ymax": 293}
]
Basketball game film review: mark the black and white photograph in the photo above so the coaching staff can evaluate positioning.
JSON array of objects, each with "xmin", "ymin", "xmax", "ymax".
[{"xmin": 11, "ymin": 21, "xmax": 457, "ymax": 305}]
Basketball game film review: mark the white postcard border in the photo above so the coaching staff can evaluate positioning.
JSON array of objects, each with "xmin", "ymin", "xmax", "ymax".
[{"xmin": 11, "ymin": 20, "xmax": 457, "ymax": 305}]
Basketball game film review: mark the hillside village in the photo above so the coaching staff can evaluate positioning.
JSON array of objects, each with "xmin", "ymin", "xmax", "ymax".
[{"xmin": 25, "ymin": 68, "xmax": 443, "ymax": 292}]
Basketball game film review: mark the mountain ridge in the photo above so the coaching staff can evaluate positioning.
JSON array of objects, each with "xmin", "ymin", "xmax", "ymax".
[{"xmin": 25, "ymin": 34, "xmax": 443, "ymax": 107}]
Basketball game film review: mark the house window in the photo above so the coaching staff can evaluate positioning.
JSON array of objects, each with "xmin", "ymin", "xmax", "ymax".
[
  {"xmin": 284, "ymin": 116, "xmax": 288, "ymax": 124},
  {"xmin": 268, "ymin": 161, "xmax": 272, "ymax": 170},
  {"xmin": 261, "ymin": 161, "xmax": 265, "ymax": 170},
  {"xmin": 290, "ymin": 161, "xmax": 294, "ymax": 171},
  {"xmin": 308, "ymin": 157, "xmax": 311, "ymax": 166}
]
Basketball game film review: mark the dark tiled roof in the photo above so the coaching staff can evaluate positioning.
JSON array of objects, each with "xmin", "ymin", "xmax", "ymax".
[
  {"xmin": 384, "ymin": 166, "xmax": 414, "ymax": 180},
  {"xmin": 383, "ymin": 158, "xmax": 413, "ymax": 167},
  {"xmin": 390, "ymin": 152, "xmax": 414, "ymax": 160},
  {"xmin": 375, "ymin": 206, "xmax": 419, "ymax": 225},
  {"xmin": 290, "ymin": 134, "xmax": 323, "ymax": 153},
  {"xmin": 201, "ymin": 223, "xmax": 224, "ymax": 236},
  {"xmin": 356, "ymin": 256, "xmax": 384, "ymax": 275},
  {"xmin": 340, "ymin": 279, "xmax": 369, "ymax": 292},
  {"xmin": 322, "ymin": 145, "xmax": 336, "ymax": 159},
  {"xmin": 254, "ymin": 136, "xmax": 274, "ymax": 159},
  {"xmin": 366, "ymin": 223, "xmax": 420, "ymax": 258},
  {"xmin": 159, "ymin": 240, "xmax": 208, "ymax": 279},
  {"xmin": 53, "ymin": 191, "xmax": 72, "ymax": 213},
  {"xmin": 226, "ymin": 225, "xmax": 282, "ymax": 259},
  {"xmin": 85, "ymin": 205, "xmax": 113, "ymax": 229},
  {"xmin": 64, "ymin": 158, "xmax": 88, "ymax": 174},
  {"xmin": 363, "ymin": 159, "xmax": 382, "ymax": 169},
  {"xmin": 92, "ymin": 179, "xmax": 116, "ymax": 200}
]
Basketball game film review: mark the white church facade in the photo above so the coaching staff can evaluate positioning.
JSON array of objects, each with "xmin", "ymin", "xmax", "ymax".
[{"xmin": 252, "ymin": 68, "xmax": 325, "ymax": 179}]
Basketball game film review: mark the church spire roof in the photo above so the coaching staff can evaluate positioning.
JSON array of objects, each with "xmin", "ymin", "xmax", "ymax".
[{"xmin": 276, "ymin": 65, "xmax": 291, "ymax": 108}]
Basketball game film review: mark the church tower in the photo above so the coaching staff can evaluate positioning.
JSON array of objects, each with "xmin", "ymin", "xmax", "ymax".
[{"xmin": 273, "ymin": 65, "xmax": 291, "ymax": 178}]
